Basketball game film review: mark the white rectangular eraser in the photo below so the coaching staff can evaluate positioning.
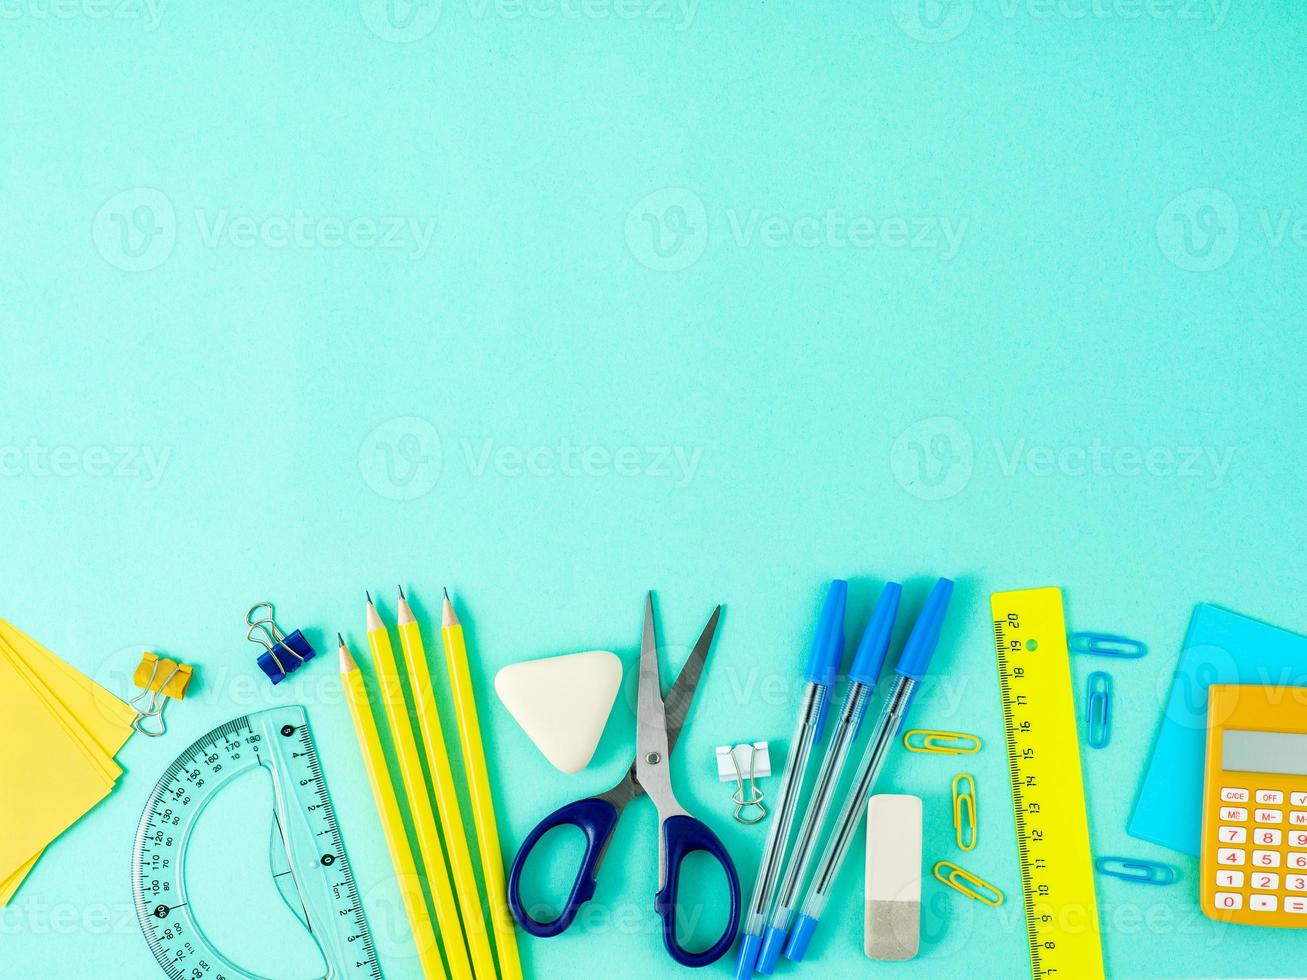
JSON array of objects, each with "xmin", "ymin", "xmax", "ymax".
[{"xmin": 865, "ymin": 793, "xmax": 922, "ymax": 960}]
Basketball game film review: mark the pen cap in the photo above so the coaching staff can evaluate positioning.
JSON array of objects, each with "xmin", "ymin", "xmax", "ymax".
[
  {"xmin": 847, "ymin": 582, "xmax": 902, "ymax": 687},
  {"xmin": 784, "ymin": 914, "xmax": 819, "ymax": 961},
  {"xmin": 734, "ymin": 933, "xmax": 762, "ymax": 980},
  {"xmin": 894, "ymin": 579, "xmax": 954, "ymax": 681},
  {"xmin": 803, "ymin": 579, "xmax": 848, "ymax": 686}
]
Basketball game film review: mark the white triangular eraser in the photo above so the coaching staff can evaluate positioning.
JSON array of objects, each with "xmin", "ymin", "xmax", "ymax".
[{"xmin": 494, "ymin": 650, "xmax": 622, "ymax": 774}]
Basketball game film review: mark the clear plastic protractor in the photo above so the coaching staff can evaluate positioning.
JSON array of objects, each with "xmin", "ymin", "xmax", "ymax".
[{"xmin": 132, "ymin": 705, "xmax": 381, "ymax": 980}]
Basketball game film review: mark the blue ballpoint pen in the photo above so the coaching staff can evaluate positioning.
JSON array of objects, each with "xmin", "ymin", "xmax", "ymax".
[
  {"xmin": 754, "ymin": 581, "xmax": 902, "ymax": 973},
  {"xmin": 785, "ymin": 577, "xmax": 954, "ymax": 962},
  {"xmin": 733, "ymin": 580, "xmax": 847, "ymax": 980}
]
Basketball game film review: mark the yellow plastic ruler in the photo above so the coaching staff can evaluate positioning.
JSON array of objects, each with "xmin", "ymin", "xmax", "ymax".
[{"xmin": 991, "ymin": 587, "xmax": 1105, "ymax": 980}]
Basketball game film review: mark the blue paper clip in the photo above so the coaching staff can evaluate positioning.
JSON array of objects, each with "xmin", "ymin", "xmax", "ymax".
[
  {"xmin": 1094, "ymin": 857, "xmax": 1177, "ymax": 885},
  {"xmin": 246, "ymin": 602, "xmax": 316, "ymax": 684},
  {"xmin": 1086, "ymin": 671, "xmax": 1111, "ymax": 749},
  {"xmin": 1069, "ymin": 632, "xmax": 1146, "ymax": 659}
]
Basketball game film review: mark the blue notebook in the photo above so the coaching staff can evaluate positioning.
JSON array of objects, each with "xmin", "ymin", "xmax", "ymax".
[{"xmin": 1129, "ymin": 604, "xmax": 1307, "ymax": 855}]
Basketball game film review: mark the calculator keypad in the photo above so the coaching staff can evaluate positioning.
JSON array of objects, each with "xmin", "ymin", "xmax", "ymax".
[{"xmin": 1212, "ymin": 785, "xmax": 1307, "ymax": 919}]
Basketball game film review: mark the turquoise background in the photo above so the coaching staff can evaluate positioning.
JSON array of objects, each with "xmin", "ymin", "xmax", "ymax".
[{"xmin": 2, "ymin": 2, "xmax": 1306, "ymax": 978}]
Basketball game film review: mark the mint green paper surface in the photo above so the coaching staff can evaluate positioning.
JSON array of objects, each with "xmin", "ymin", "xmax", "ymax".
[{"xmin": 2, "ymin": 4, "xmax": 1306, "ymax": 978}]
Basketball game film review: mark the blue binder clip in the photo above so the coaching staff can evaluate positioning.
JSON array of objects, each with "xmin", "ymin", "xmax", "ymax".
[{"xmin": 246, "ymin": 602, "xmax": 316, "ymax": 684}]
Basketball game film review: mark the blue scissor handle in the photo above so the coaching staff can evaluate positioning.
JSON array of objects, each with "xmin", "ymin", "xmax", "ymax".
[
  {"xmin": 654, "ymin": 814, "xmax": 741, "ymax": 968},
  {"xmin": 508, "ymin": 796, "xmax": 620, "ymax": 937}
]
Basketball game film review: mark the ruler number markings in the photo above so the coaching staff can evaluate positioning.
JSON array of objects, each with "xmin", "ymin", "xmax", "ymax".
[{"xmin": 997, "ymin": 610, "xmax": 1062, "ymax": 976}]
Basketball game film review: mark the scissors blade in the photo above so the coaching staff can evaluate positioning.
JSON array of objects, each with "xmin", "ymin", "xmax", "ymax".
[
  {"xmin": 635, "ymin": 592, "xmax": 671, "ymax": 763},
  {"xmin": 595, "ymin": 763, "xmax": 642, "ymax": 811},
  {"xmin": 599, "ymin": 600, "xmax": 722, "ymax": 810},
  {"xmin": 662, "ymin": 604, "xmax": 721, "ymax": 754}
]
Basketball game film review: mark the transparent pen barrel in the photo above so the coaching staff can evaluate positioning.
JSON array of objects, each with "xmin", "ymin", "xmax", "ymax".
[
  {"xmin": 766, "ymin": 681, "xmax": 872, "ymax": 931},
  {"xmin": 799, "ymin": 676, "xmax": 916, "ymax": 923},
  {"xmin": 741, "ymin": 681, "xmax": 829, "ymax": 936}
]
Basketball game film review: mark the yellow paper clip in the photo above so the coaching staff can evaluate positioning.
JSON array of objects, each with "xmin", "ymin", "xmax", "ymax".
[
  {"xmin": 933, "ymin": 861, "xmax": 1004, "ymax": 906},
  {"xmin": 952, "ymin": 773, "xmax": 977, "ymax": 851},
  {"xmin": 902, "ymin": 729, "xmax": 982, "ymax": 754},
  {"xmin": 129, "ymin": 652, "xmax": 193, "ymax": 738}
]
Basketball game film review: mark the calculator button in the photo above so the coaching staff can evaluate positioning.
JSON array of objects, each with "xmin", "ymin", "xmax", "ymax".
[
  {"xmin": 1219, "ymin": 826, "xmax": 1248, "ymax": 844},
  {"xmin": 1292, "ymin": 792, "xmax": 1307, "ymax": 807},
  {"xmin": 1220, "ymin": 807, "xmax": 1248, "ymax": 822},
  {"xmin": 1222, "ymin": 787, "xmax": 1250, "ymax": 803},
  {"xmin": 1216, "ymin": 870, "xmax": 1245, "ymax": 887},
  {"xmin": 1287, "ymin": 874, "xmax": 1307, "ymax": 892},
  {"xmin": 1255, "ymin": 829, "xmax": 1283, "ymax": 846},
  {"xmin": 1253, "ymin": 850, "xmax": 1282, "ymax": 867},
  {"xmin": 1290, "ymin": 831, "xmax": 1307, "ymax": 848},
  {"xmin": 1251, "ymin": 894, "xmax": 1279, "ymax": 912},
  {"xmin": 1289, "ymin": 852, "xmax": 1307, "ymax": 870},
  {"xmin": 1252, "ymin": 872, "xmax": 1280, "ymax": 890},
  {"xmin": 1218, "ymin": 849, "xmax": 1246, "ymax": 865},
  {"xmin": 1255, "ymin": 809, "xmax": 1283, "ymax": 824},
  {"xmin": 1290, "ymin": 811, "xmax": 1307, "ymax": 826},
  {"xmin": 1214, "ymin": 892, "xmax": 1243, "ymax": 909},
  {"xmin": 1287, "ymin": 897, "xmax": 1307, "ymax": 915},
  {"xmin": 1257, "ymin": 790, "xmax": 1284, "ymax": 805}
]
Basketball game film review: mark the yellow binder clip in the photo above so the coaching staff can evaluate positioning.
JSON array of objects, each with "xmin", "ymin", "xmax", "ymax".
[
  {"xmin": 130, "ymin": 652, "xmax": 193, "ymax": 737},
  {"xmin": 952, "ymin": 773, "xmax": 977, "ymax": 851},
  {"xmin": 933, "ymin": 861, "xmax": 1004, "ymax": 906},
  {"xmin": 902, "ymin": 729, "xmax": 982, "ymax": 754}
]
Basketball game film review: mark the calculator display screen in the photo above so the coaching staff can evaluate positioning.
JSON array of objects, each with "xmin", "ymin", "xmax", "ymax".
[{"xmin": 1222, "ymin": 729, "xmax": 1307, "ymax": 776}]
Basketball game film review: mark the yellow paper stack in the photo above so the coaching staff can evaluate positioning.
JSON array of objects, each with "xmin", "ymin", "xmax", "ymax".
[{"xmin": 0, "ymin": 620, "xmax": 135, "ymax": 905}]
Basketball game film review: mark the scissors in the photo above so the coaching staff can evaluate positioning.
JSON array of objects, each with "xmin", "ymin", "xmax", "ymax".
[{"xmin": 507, "ymin": 593, "xmax": 742, "ymax": 967}]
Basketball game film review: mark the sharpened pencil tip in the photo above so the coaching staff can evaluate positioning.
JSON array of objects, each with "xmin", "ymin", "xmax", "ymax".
[
  {"xmin": 365, "ymin": 590, "xmax": 372, "ymax": 604},
  {"xmin": 398, "ymin": 584, "xmax": 405, "ymax": 599},
  {"xmin": 337, "ymin": 632, "xmax": 344, "ymax": 647},
  {"xmin": 441, "ymin": 589, "xmax": 459, "ymax": 627},
  {"xmin": 443, "ymin": 586, "xmax": 449, "ymax": 600}
]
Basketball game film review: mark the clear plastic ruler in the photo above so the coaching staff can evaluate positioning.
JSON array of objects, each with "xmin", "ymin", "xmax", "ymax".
[{"xmin": 132, "ymin": 705, "xmax": 381, "ymax": 980}]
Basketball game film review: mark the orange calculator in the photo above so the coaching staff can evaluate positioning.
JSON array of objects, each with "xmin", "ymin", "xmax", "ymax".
[{"xmin": 1200, "ymin": 683, "xmax": 1307, "ymax": 925}]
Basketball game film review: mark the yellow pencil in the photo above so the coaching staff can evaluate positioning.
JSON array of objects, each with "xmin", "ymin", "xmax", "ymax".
[
  {"xmin": 441, "ymin": 589, "xmax": 522, "ymax": 980},
  {"xmin": 397, "ymin": 586, "xmax": 497, "ymax": 980},
  {"xmin": 338, "ymin": 635, "xmax": 447, "ymax": 980},
  {"xmin": 367, "ymin": 594, "xmax": 474, "ymax": 980}
]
